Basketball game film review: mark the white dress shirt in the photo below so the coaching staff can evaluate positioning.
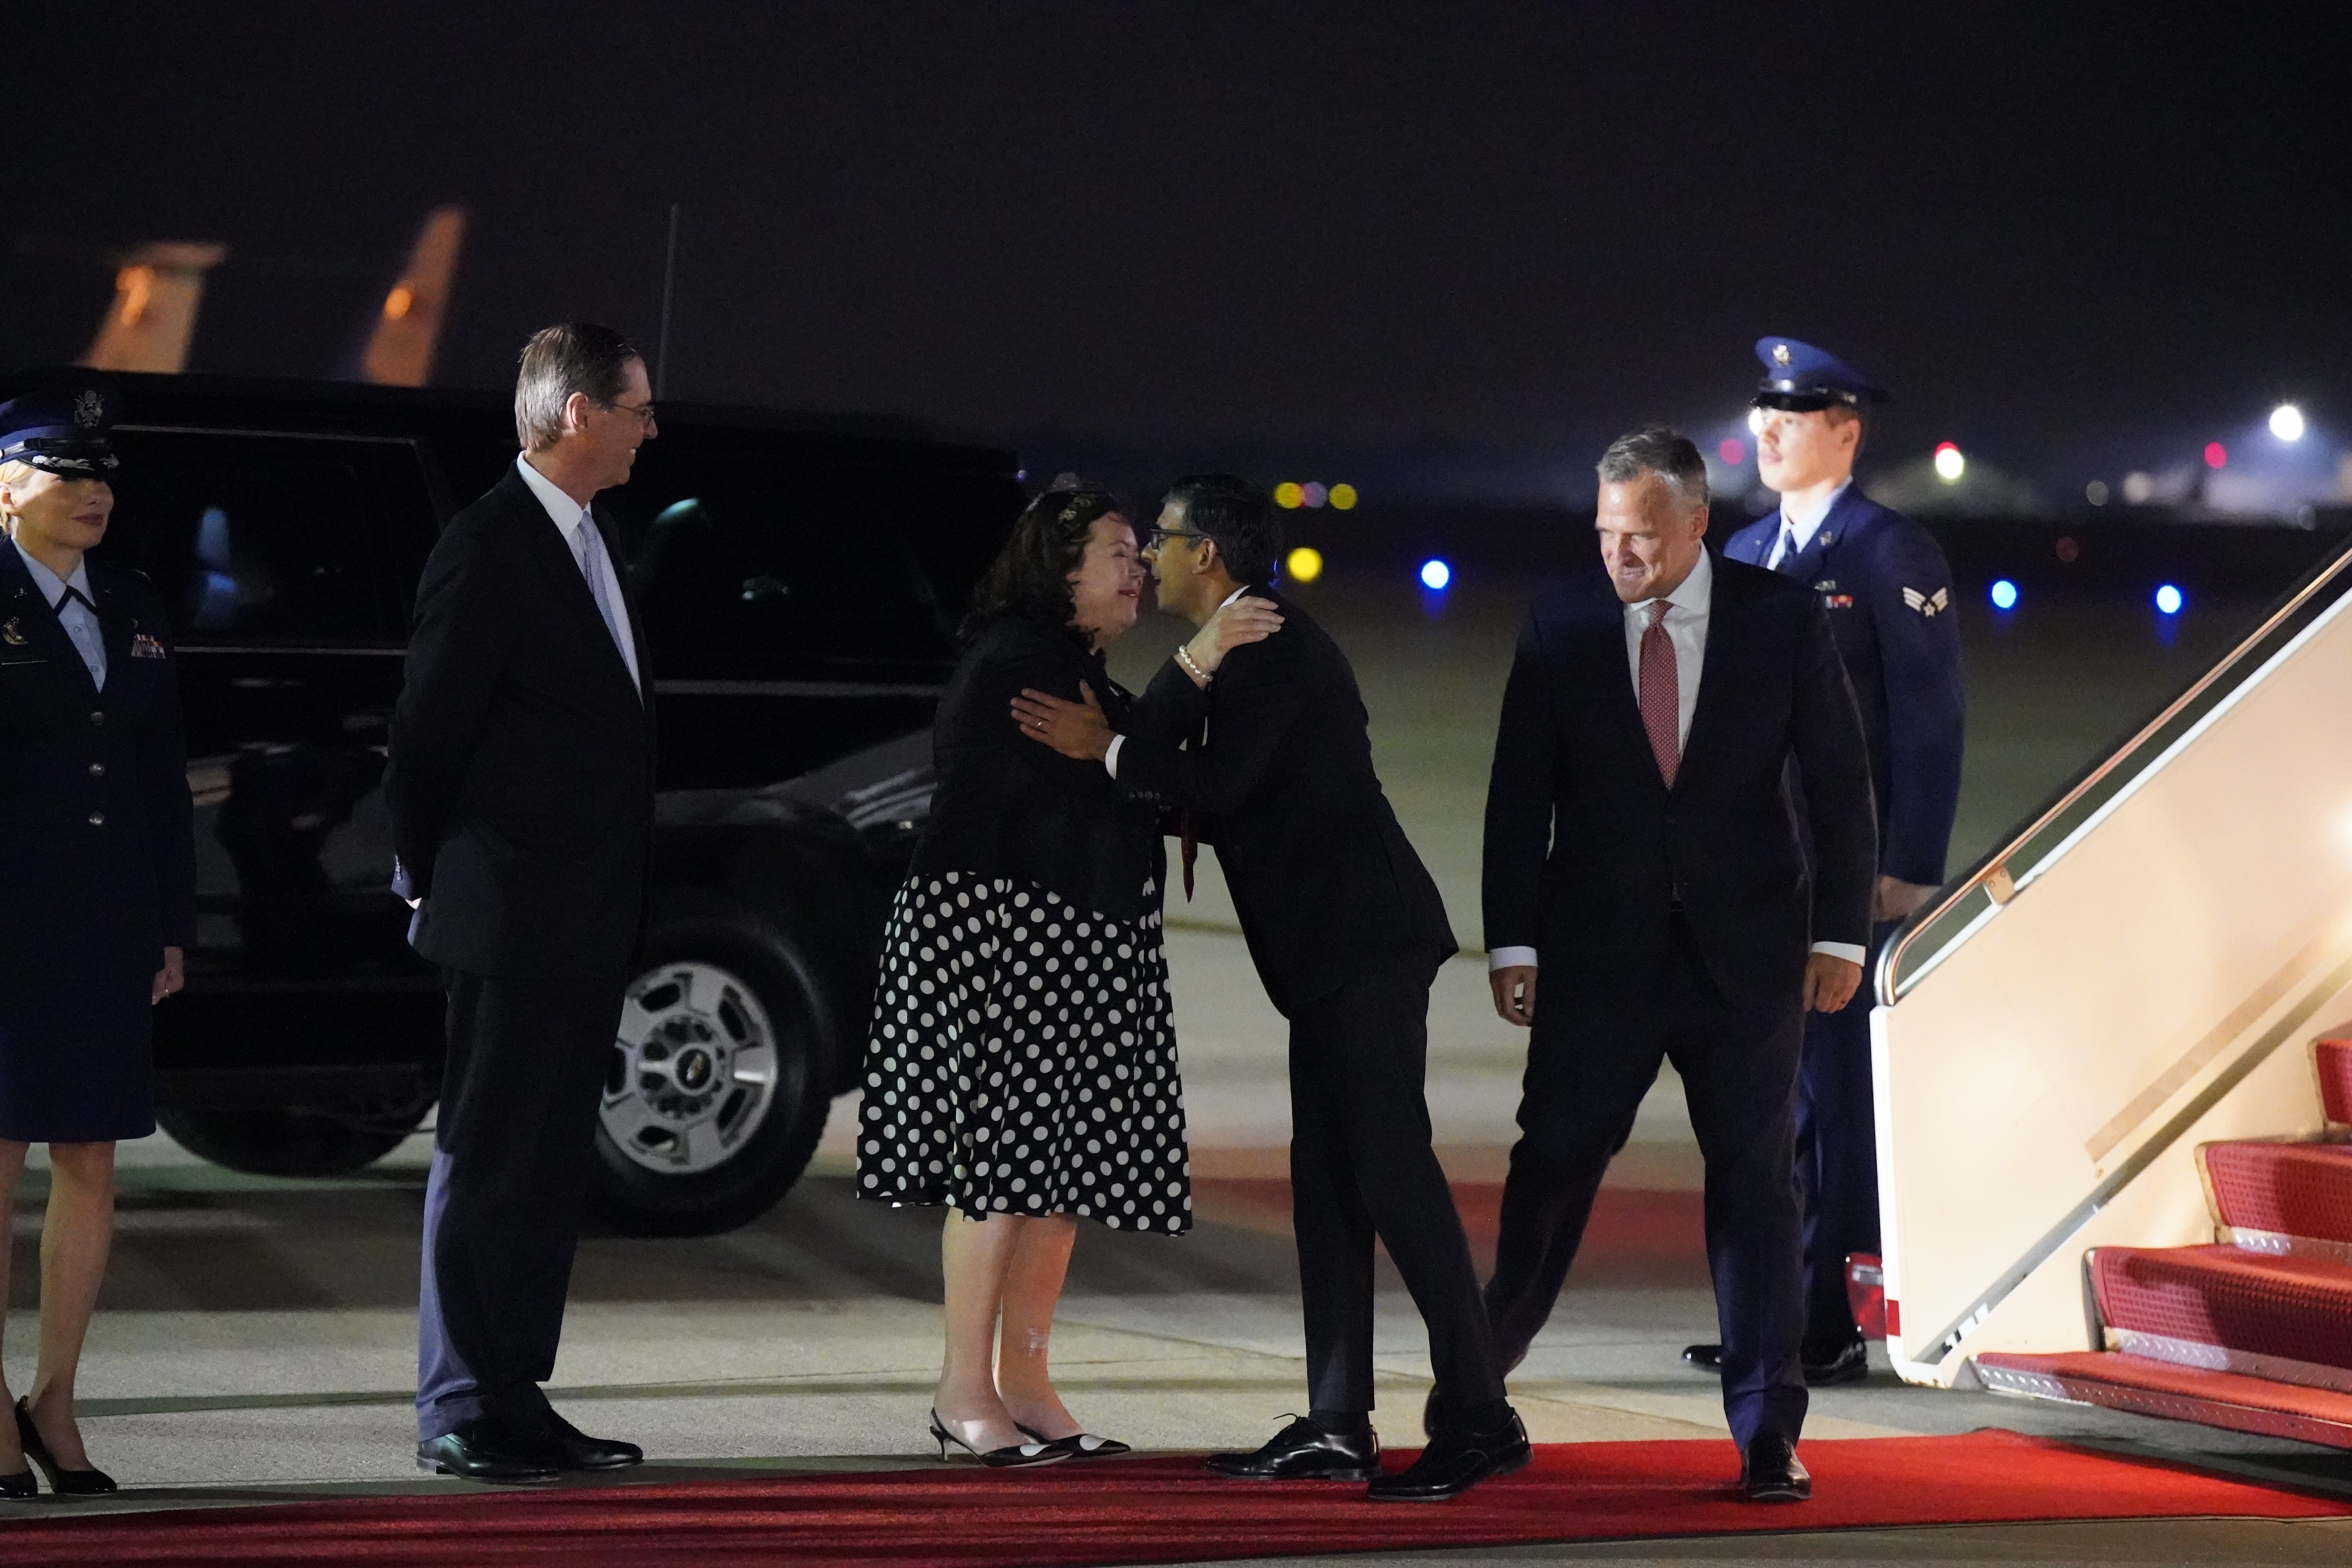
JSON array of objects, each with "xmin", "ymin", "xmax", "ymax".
[
  {"xmin": 13, "ymin": 539, "xmax": 106, "ymax": 689},
  {"xmin": 1490, "ymin": 548, "xmax": 1866, "ymax": 973},
  {"xmin": 1103, "ymin": 584, "xmax": 1250, "ymax": 779},
  {"xmin": 1762, "ymin": 479, "xmax": 1852, "ymax": 570},
  {"xmin": 516, "ymin": 454, "xmax": 640, "ymax": 690}
]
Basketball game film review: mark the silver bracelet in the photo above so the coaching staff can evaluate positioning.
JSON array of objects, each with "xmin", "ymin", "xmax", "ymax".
[{"xmin": 1175, "ymin": 643, "xmax": 1210, "ymax": 684}]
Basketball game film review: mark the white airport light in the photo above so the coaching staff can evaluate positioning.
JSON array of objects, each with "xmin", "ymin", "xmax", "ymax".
[
  {"xmin": 2155, "ymin": 583, "xmax": 2185, "ymax": 616},
  {"xmin": 2085, "ymin": 480, "xmax": 2109, "ymax": 506},
  {"xmin": 1419, "ymin": 558, "xmax": 1452, "ymax": 591},
  {"xmin": 1933, "ymin": 442, "xmax": 1965, "ymax": 483},
  {"xmin": 1989, "ymin": 579, "xmax": 2019, "ymax": 610},
  {"xmin": 2270, "ymin": 403, "xmax": 2306, "ymax": 442}
]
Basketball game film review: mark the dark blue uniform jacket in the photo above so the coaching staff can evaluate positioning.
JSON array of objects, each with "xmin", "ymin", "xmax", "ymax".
[
  {"xmin": 1723, "ymin": 488, "xmax": 1965, "ymax": 887},
  {"xmin": 0, "ymin": 544, "xmax": 196, "ymax": 984}
]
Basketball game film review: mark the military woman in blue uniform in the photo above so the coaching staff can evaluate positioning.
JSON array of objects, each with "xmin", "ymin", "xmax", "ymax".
[
  {"xmin": 1686, "ymin": 340, "xmax": 1965, "ymax": 1384},
  {"xmin": 0, "ymin": 389, "xmax": 194, "ymax": 1495}
]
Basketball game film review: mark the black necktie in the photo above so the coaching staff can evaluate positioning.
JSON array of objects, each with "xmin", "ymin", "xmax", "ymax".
[{"xmin": 58, "ymin": 585, "xmax": 97, "ymax": 614}]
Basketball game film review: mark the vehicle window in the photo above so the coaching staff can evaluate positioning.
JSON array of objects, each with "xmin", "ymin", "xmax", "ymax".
[
  {"xmin": 96, "ymin": 430, "xmax": 417, "ymax": 647},
  {"xmin": 600, "ymin": 448, "xmax": 954, "ymax": 673}
]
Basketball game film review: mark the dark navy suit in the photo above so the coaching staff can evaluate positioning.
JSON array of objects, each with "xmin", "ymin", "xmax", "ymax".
[
  {"xmin": 1479, "ymin": 552, "xmax": 1875, "ymax": 1450},
  {"xmin": 1723, "ymin": 487, "xmax": 1963, "ymax": 1347},
  {"xmin": 0, "ymin": 544, "xmax": 194, "ymax": 1142},
  {"xmin": 385, "ymin": 464, "xmax": 654, "ymax": 1442}
]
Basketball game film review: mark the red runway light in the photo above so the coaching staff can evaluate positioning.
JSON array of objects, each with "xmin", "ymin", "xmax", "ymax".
[
  {"xmin": 1935, "ymin": 441, "xmax": 1959, "ymax": 455},
  {"xmin": 1717, "ymin": 438, "xmax": 1745, "ymax": 463},
  {"xmin": 2204, "ymin": 442, "xmax": 2228, "ymax": 469}
]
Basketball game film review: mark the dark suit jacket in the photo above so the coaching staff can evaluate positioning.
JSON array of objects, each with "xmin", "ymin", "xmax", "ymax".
[
  {"xmin": 385, "ymin": 463, "xmax": 655, "ymax": 980},
  {"xmin": 1481, "ymin": 552, "xmax": 1875, "ymax": 1009},
  {"xmin": 1722, "ymin": 487, "xmax": 1965, "ymax": 887},
  {"xmin": 910, "ymin": 616, "xmax": 1165, "ymax": 922},
  {"xmin": 1115, "ymin": 589, "xmax": 1456, "ymax": 1017},
  {"xmin": 0, "ymin": 546, "xmax": 195, "ymax": 982}
]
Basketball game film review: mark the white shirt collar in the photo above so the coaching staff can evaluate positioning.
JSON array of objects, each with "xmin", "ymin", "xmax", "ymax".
[
  {"xmin": 1217, "ymin": 584, "xmax": 1251, "ymax": 612},
  {"xmin": 1775, "ymin": 478, "xmax": 1852, "ymax": 552},
  {"xmin": 1628, "ymin": 546, "xmax": 1712, "ymax": 621},
  {"xmin": 11, "ymin": 538, "xmax": 95, "ymax": 610},
  {"xmin": 516, "ymin": 453, "xmax": 592, "ymax": 539}
]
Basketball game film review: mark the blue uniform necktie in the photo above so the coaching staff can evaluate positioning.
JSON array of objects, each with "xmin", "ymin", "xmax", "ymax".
[{"xmin": 1770, "ymin": 521, "xmax": 1800, "ymax": 575}]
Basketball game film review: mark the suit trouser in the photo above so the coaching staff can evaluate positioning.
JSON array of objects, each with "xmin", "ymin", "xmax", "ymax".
[
  {"xmin": 1290, "ymin": 965, "xmax": 1506, "ymax": 1416},
  {"xmin": 1483, "ymin": 918, "xmax": 1808, "ymax": 1450},
  {"xmin": 417, "ymin": 967, "xmax": 627, "ymax": 1440},
  {"xmin": 1794, "ymin": 918, "xmax": 1895, "ymax": 1349}
]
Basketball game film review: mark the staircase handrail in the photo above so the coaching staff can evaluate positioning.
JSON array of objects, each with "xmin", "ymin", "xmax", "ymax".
[{"xmin": 1877, "ymin": 533, "xmax": 2352, "ymax": 1007}]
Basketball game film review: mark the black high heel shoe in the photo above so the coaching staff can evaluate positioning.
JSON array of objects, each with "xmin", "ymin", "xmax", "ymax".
[
  {"xmin": 1016, "ymin": 1421, "xmax": 1132, "ymax": 1459},
  {"xmin": 927, "ymin": 1408, "xmax": 1067, "ymax": 1468},
  {"xmin": 0, "ymin": 1461, "xmax": 33, "ymax": 1499},
  {"xmin": 15, "ymin": 1399, "xmax": 116, "ymax": 1496}
]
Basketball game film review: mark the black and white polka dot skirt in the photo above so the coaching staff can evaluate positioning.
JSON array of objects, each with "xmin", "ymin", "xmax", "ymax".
[{"xmin": 857, "ymin": 870, "xmax": 1192, "ymax": 1234}]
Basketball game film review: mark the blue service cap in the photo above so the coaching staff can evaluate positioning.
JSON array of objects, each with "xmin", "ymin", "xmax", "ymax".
[
  {"xmin": 0, "ymin": 387, "xmax": 121, "ymax": 479},
  {"xmin": 1753, "ymin": 337, "xmax": 1890, "ymax": 412}
]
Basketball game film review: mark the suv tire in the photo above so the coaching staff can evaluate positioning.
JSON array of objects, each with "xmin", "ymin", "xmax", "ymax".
[{"xmin": 587, "ymin": 908, "xmax": 839, "ymax": 1237}]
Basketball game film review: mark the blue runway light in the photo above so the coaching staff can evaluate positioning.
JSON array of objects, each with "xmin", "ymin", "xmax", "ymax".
[
  {"xmin": 1989, "ymin": 579, "xmax": 2019, "ymax": 610},
  {"xmin": 1419, "ymin": 558, "xmax": 1452, "ymax": 591},
  {"xmin": 2155, "ymin": 583, "xmax": 2185, "ymax": 615}
]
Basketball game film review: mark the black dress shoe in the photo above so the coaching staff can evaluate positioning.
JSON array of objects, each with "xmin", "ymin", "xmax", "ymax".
[
  {"xmin": 1016, "ymin": 1422, "xmax": 1131, "ymax": 1459},
  {"xmin": 1205, "ymin": 1416, "xmax": 1378, "ymax": 1481},
  {"xmin": 1368, "ymin": 1408, "xmax": 1531, "ymax": 1502},
  {"xmin": 1801, "ymin": 1339, "xmax": 1870, "ymax": 1387},
  {"xmin": 0, "ymin": 1466, "xmax": 34, "ymax": 1499},
  {"xmin": 14, "ymin": 1398, "xmax": 114, "ymax": 1495},
  {"xmin": 1681, "ymin": 1342, "xmax": 1724, "ymax": 1371},
  {"xmin": 1739, "ymin": 1436, "xmax": 1811, "ymax": 1502},
  {"xmin": 417, "ymin": 1419, "xmax": 561, "ymax": 1484},
  {"xmin": 540, "ymin": 1410, "xmax": 642, "ymax": 1470}
]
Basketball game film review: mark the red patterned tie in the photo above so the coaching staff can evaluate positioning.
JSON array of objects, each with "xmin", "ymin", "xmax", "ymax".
[{"xmin": 1639, "ymin": 599, "xmax": 1680, "ymax": 788}]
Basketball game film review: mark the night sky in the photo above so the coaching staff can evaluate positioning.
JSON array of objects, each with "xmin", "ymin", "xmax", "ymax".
[{"xmin": 12, "ymin": 2, "xmax": 2348, "ymax": 501}]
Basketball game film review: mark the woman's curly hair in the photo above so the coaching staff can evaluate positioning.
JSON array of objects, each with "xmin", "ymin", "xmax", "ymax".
[{"xmin": 962, "ymin": 479, "xmax": 1123, "ymax": 641}]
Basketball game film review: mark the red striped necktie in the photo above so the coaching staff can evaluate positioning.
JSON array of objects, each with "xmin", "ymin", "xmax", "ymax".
[{"xmin": 1639, "ymin": 599, "xmax": 1680, "ymax": 788}]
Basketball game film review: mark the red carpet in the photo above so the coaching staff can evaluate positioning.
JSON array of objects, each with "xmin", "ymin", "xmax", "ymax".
[{"xmin": 3, "ymin": 1432, "xmax": 2347, "ymax": 1567}]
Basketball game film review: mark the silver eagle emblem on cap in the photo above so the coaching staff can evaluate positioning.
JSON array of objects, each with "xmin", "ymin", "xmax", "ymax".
[
  {"xmin": 73, "ymin": 390, "xmax": 105, "ymax": 428},
  {"xmin": 1772, "ymin": 343, "xmax": 1792, "ymax": 366}
]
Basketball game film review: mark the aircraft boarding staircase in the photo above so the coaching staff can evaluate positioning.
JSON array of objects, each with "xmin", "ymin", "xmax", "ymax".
[{"xmin": 1868, "ymin": 529, "xmax": 2352, "ymax": 1453}]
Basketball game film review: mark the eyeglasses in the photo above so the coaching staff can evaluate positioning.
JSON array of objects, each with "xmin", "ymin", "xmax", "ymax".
[
  {"xmin": 1146, "ymin": 528, "xmax": 1208, "ymax": 549},
  {"xmin": 607, "ymin": 398, "xmax": 657, "ymax": 428}
]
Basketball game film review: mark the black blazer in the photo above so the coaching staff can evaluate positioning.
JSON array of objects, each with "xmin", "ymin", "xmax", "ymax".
[
  {"xmin": 1481, "ymin": 553, "xmax": 1876, "ymax": 1009},
  {"xmin": 385, "ymin": 464, "xmax": 655, "ymax": 980},
  {"xmin": 0, "ymin": 546, "xmax": 195, "ymax": 982},
  {"xmin": 1115, "ymin": 590, "xmax": 1456, "ymax": 1016},
  {"xmin": 911, "ymin": 617, "xmax": 1164, "ymax": 922}
]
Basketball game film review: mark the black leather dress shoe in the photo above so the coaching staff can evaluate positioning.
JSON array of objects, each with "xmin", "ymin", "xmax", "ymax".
[
  {"xmin": 1205, "ymin": 1416, "xmax": 1378, "ymax": 1481},
  {"xmin": 541, "ymin": 1410, "xmax": 643, "ymax": 1470},
  {"xmin": 417, "ymin": 1419, "xmax": 561, "ymax": 1484},
  {"xmin": 1800, "ymin": 1339, "xmax": 1870, "ymax": 1386},
  {"xmin": 1739, "ymin": 1436, "xmax": 1811, "ymax": 1502},
  {"xmin": 1681, "ymin": 1342, "xmax": 1724, "ymax": 1371},
  {"xmin": 1368, "ymin": 1408, "xmax": 1531, "ymax": 1502}
]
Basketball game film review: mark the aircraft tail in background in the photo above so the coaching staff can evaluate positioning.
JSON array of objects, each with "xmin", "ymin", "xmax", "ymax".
[
  {"xmin": 80, "ymin": 241, "xmax": 229, "ymax": 373},
  {"xmin": 356, "ymin": 206, "xmax": 467, "ymax": 387}
]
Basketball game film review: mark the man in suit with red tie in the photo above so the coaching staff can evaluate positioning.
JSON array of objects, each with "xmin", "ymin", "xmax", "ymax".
[{"xmin": 1479, "ymin": 426, "xmax": 1876, "ymax": 1501}]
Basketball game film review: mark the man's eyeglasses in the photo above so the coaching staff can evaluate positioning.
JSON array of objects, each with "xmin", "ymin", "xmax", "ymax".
[
  {"xmin": 608, "ymin": 399, "xmax": 657, "ymax": 428},
  {"xmin": 1147, "ymin": 528, "xmax": 1208, "ymax": 549}
]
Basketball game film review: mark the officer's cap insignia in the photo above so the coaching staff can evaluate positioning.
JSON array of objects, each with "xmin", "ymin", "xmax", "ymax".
[
  {"xmin": 1, "ymin": 617, "xmax": 24, "ymax": 646},
  {"xmin": 1902, "ymin": 586, "xmax": 1950, "ymax": 617},
  {"xmin": 73, "ymin": 389, "xmax": 106, "ymax": 428},
  {"xmin": 1772, "ymin": 343, "xmax": 1793, "ymax": 367}
]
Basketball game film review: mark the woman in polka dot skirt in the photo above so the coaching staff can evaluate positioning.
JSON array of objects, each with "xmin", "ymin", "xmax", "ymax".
[{"xmin": 859, "ymin": 481, "xmax": 1279, "ymax": 1466}]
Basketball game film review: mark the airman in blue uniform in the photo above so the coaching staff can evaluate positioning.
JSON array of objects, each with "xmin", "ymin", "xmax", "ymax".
[
  {"xmin": 0, "ymin": 387, "xmax": 193, "ymax": 1494},
  {"xmin": 1684, "ymin": 339, "xmax": 1965, "ymax": 1384}
]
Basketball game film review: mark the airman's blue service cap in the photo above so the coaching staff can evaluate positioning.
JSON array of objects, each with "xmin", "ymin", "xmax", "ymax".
[
  {"xmin": 0, "ymin": 387, "xmax": 121, "ymax": 479},
  {"xmin": 1753, "ymin": 338, "xmax": 1891, "ymax": 412}
]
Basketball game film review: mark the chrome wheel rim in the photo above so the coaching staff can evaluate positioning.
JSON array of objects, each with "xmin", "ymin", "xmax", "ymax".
[{"xmin": 603, "ymin": 960, "xmax": 780, "ymax": 1175}]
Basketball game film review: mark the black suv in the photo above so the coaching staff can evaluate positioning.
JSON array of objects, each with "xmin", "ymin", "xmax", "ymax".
[{"xmin": 4, "ymin": 368, "xmax": 1019, "ymax": 1235}]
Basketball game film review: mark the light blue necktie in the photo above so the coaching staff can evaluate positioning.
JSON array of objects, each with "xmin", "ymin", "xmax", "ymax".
[{"xmin": 570, "ymin": 514, "xmax": 639, "ymax": 690}]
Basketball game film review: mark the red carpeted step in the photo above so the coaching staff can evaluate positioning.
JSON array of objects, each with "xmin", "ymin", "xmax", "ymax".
[
  {"xmin": 2320, "ymin": 1036, "xmax": 2352, "ymax": 1125},
  {"xmin": 1977, "ymin": 1350, "xmax": 2352, "ymax": 1450},
  {"xmin": 2200, "ymin": 1141, "xmax": 2352, "ymax": 1252},
  {"xmin": 2091, "ymin": 1245, "xmax": 2352, "ymax": 1382}
]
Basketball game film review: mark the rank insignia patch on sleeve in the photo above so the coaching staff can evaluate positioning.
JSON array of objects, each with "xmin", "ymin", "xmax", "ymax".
[{"xmin": 1902, "ymin": 587, "xmax": 1950, "ymax": 617}]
